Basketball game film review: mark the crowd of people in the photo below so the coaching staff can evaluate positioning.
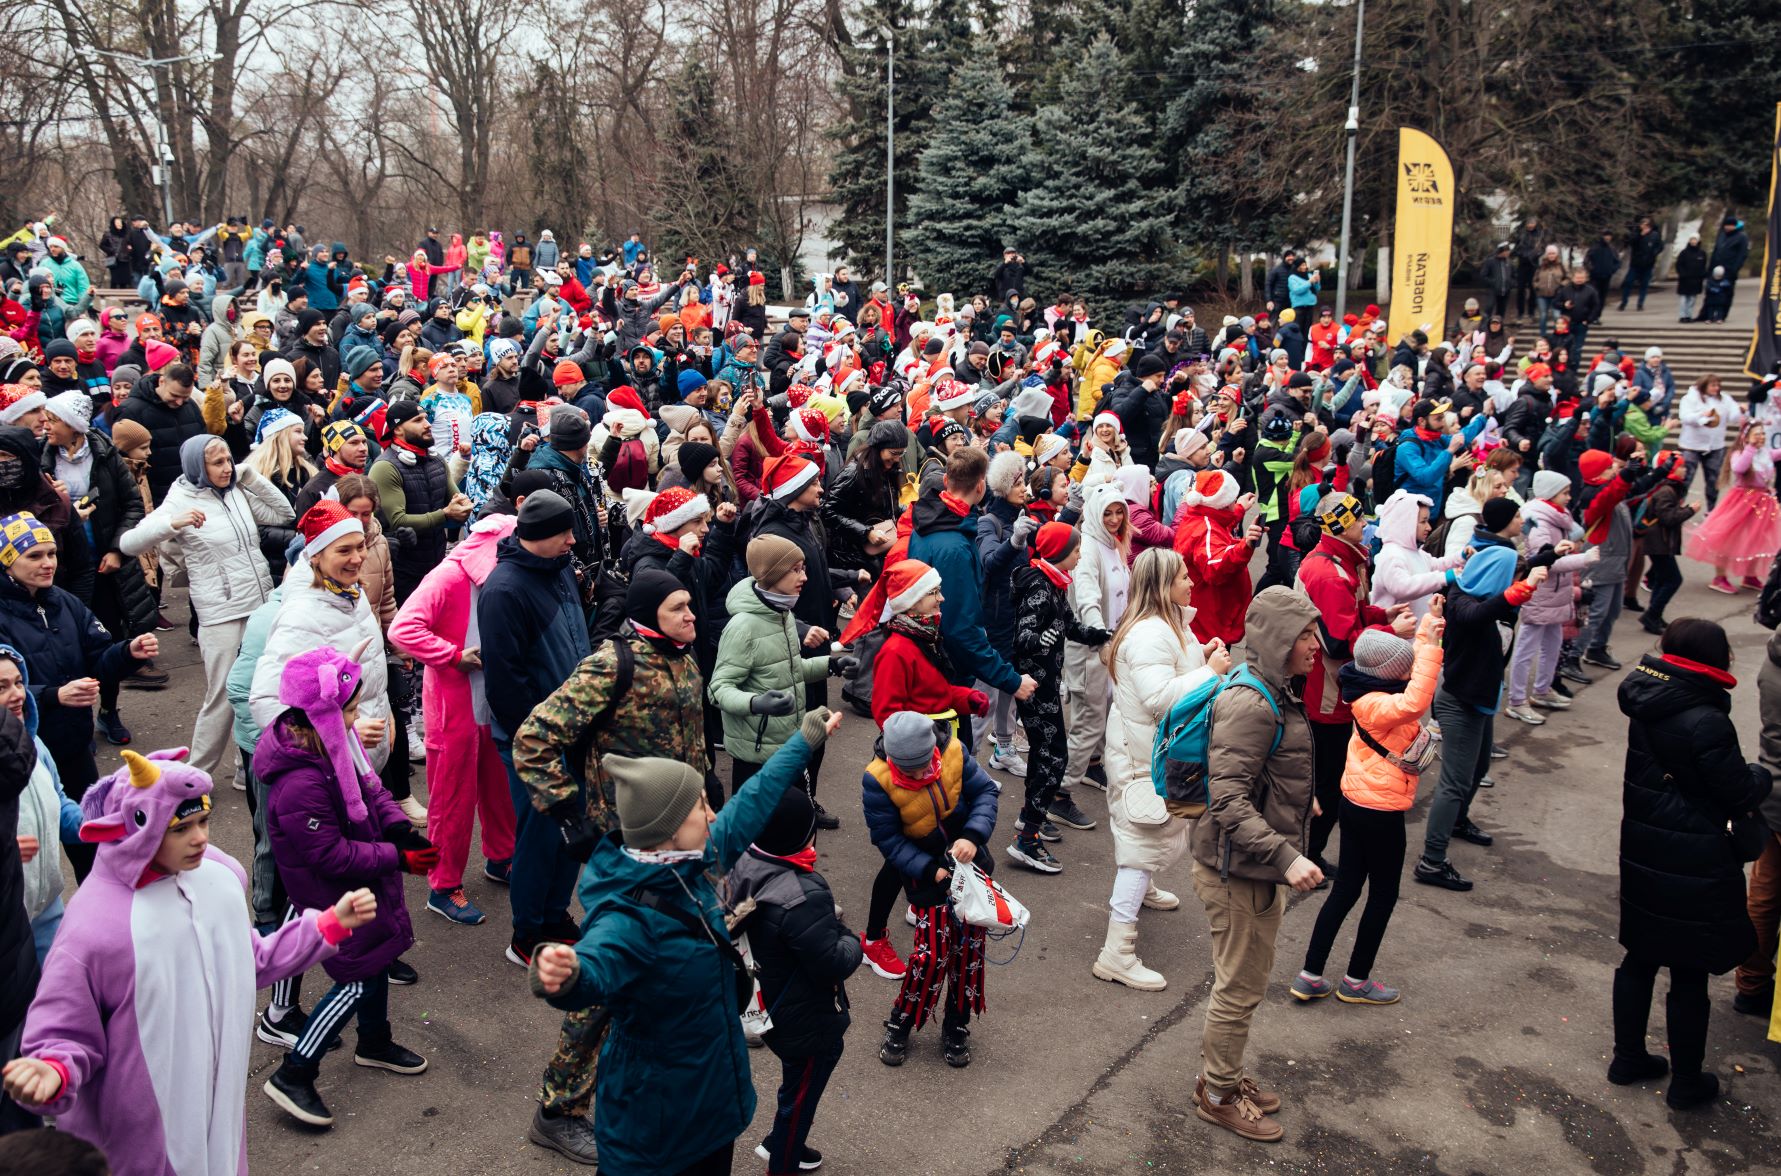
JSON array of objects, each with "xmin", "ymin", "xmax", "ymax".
[{"xmin": 0, "ymin": 213, "xmax": 1776, "ymax": 1174}]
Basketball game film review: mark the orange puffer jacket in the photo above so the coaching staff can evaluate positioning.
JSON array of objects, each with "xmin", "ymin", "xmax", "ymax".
[{"xmin": 1340, "ymin": 641, "xmax": 1442, "ymax": 812}]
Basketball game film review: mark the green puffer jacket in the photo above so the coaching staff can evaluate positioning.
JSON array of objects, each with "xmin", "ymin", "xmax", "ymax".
[{"xmin": 708, "ymin": 577, "xmax": 830, "ymax": 762}]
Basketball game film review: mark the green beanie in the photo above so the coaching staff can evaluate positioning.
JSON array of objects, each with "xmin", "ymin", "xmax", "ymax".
[{"xmin": 606, "ymin": 755, "xmax": 707, "ymax": 848}]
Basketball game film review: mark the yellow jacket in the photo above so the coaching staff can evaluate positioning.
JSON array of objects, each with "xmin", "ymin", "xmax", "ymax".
[{"xmin": 1076, "ymin": 348, "xmax": 1122, "ymax": 421}]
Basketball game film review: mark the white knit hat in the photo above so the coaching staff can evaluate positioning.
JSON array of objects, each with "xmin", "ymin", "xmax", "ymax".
[{"xmin": 43, "ymin": 390, "xmax": 92, "ymax": 433}]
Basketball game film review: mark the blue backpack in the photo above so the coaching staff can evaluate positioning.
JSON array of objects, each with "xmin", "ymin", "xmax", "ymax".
[{"xmin": 1151, "ymin": 664, "xmax": 1284, "ymax": 817}]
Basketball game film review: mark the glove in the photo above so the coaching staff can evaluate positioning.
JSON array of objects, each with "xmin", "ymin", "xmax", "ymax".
[
  {"xmin": 389, "ymin": 525, "xmax": 419, "ymax": 551},
  {"xmin": 1009, "ymin": 514, "xmax": 1038, "ymax": 548},
  {"xmin": 1527, "ymin": 544, "xmax": 1561, "ymax": 570},
  {"xmin": 547, "ymin": 798, "xmax": 600, "ymax": 864},
  {"xmin": 1065, "ymin": 479, "xmax": 1084, "ymax": 513},
  {"xmin": 750, "ymin": 689, "xmax": 797, "ymax": 716},
  {"xmin": 966, "ymin": 689, "xmax": 990, "ymax": 716},
  {"xmin": 1079, "ymin": 625, "xmax": 1112, "ymax": 647},
  {"xmin": 400, "ymin": 845, "xmax": 439, "ymax": 875},
  {"xmin": 1037, "ymin": 627, "xmax": 1062, "ymax": 651},
  {"xmin": 830, "ymin": 654, "xmax": 859, "ymax": 679}
]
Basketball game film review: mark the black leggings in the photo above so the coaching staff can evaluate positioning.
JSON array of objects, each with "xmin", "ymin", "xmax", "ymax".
[
  {"xmin": 1302, "ymin": 800, "xmax": 1405, "ymax": 980},
  {"xmin": 1306, "ymin": 719, "xmax": 1352, "ymax": 864},
  {"xmin": 865, "ymin": 861, "xmax": 905, "ymax": 942},
  {"xmin": 1613, "ymin": 953, "xmax": 1710, "ymax": 1075}
]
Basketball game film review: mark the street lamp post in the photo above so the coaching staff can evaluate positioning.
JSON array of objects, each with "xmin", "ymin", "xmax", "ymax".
[
  {"xmin": 881, "ymin": 27, "xmax": 894, "ymax": 288},
  {"xmin": 1334, "ymin": 0, "xmax": 1365, "ymax": 321},
  {"xmin": 81, "ymin": 47, "xmax": 222, "ymax": 227}
]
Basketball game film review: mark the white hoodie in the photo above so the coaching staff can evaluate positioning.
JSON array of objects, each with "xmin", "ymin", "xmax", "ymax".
[{"xmin": 1370, "ymin": 488, "xmax": 1462, "ymax": 618}]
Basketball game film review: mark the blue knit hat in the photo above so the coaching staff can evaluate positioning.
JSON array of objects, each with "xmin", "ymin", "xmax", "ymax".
[{"xmin": 677, "ymin": 369, "xmax": 709, "ymax": 398}]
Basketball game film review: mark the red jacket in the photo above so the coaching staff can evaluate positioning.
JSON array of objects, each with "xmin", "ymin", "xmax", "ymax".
[
  {"xmin": 1296, "ymin": 533, "xmax": 1387, "ymax": 725},
  {"xmin": 1173, "ymin": 501, "xmax": 1255, "ymax": 646},
  {"xmin": 871, "ymin": 630, "xmax": 984, "ymax": 728}
]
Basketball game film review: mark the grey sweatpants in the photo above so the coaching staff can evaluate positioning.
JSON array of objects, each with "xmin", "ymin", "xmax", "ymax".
[{"xmin": 1062, "ymin": 640, "xmax": 1110, "ymax": 787}]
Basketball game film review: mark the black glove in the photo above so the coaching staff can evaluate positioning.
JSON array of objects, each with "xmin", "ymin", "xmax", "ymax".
[
  {"xmin": 830, "ymin": 655, "xmax": 859, "ymax": 679},
  {"xmin": 1527, "ymin": 544, "xmax": 1561, "ymax": 570},
  {"xmin": 1079, "ymin": 625, "xmax": 1112, "ymax": 647},
  {"xmin": 750, "ymin": 689, "xmax": 797, "ymax": 716},
  {"xmin": 390, "ymin": 525, "xmax": 419, "ymax": 550},
  {"xmin": 384, "ymin": 823, "xmax": 433, "ymax": 853},
  {"xmin": 547, "ymin": 798, "xmax": 599, "ymax": 864}
]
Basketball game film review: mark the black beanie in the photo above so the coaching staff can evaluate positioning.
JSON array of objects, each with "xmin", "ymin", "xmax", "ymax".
[
  {"xmin": 1481, "ymin": 497, "xmax": 1519, "ymax": 533},
  {"xmin": 44, "ymin": 339, "xmax": 77, "ymax": 362},
  {"xmin": 677, "ymin": 440, "xmax": 721, "ymax": 485},
  {"xmin": 754, "ymin": 786, "xmax": 816, "ymax": 856},
  {"xmin": 1134, "ymin": 353, "xmax": 1168, "ymax": 379},
  {"xmin": 515, "ymin": 488, "xmax": 575, "ymax": 540},
  {"xmin": 295, "ymin": 308, "xmax": 326, "ymax": 335},
  {"xmin": 625, "ymin": 567, "xmax": 686, "ymax": 630}
]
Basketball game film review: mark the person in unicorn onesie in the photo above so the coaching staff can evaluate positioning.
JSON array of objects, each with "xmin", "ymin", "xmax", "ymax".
[{"xmin": 0, "ymin": 747, "xmax": 376, "ymax": 1175}]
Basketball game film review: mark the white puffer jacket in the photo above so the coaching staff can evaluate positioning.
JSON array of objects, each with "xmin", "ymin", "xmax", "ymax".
[
  {"xmin": 248, "ymin": 575, "xmax": 393, "ymax": 769},
  {"xmin": 120, "ymin": 466, "xmax": 292, "ymax": 625},
  {"xmin": 1067, "ymin": 481, "xmax": 1131, "ymax": 634},
  {"xmin": 1105, "ymin": 613, "xmax": 1216, "ymax": 873},
  {"xmin": 18, "ymin": 733, "xmax": 74, "ymax": 922}
]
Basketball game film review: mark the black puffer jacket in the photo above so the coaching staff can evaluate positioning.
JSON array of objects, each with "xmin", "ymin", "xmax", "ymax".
[
  {"xmin": 111, "ymin": 373, "xmax": 207, "ymax": 502},
  {"xmin": 821, "ymin": 422, "xmax": 906, "ymax": 575},
  {"xmin": 0, "ymin": 708, "xmax": 38, "ymax": 1039},
  {"xmin": 725, "ymin": 847, "xmax": 859, "ymax": 1056},
  {"xmin": 1617, "ymin": 653, "xmax": 1773, "ymax": 973},
  {"xmin": 40, "ymin": 428, "xmax": 154, "ymax": 634}
]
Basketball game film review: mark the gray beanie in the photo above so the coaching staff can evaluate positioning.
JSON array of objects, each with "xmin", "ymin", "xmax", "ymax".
[
  {"xmin": 882, "ymin": 711, "xmax": 937, "ymax": 774},
  {"xmin": 606, "ymin": 754, "xmax": 707, "ymax": 848},
  {"xmin": 516, "ymin": 488, "xmax": 576, "ymax": 540},
  {"xmin": 1531, "ymin": 469, "xmax": 1571, "ymax": 502},
  {"xmin": 1352, "ymin": 628, "xmax": 1415, "ymax": 681}
]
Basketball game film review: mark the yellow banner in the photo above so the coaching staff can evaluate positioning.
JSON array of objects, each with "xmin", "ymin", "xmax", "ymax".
[{"xmin": 1387, "ymin": 127, "xmax": 1455, "ymax": 346}]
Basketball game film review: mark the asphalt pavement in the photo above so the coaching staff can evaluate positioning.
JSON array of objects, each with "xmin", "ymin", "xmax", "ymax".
[{"xmin": 63, "ymin": 560, "xmax": 1781, "ymax": 1176}]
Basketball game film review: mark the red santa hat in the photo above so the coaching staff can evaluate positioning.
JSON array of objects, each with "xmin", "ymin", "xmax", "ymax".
[
  {"xmin": 932, "ymin": 378, "xmax": 975, "ymax": 413},
  {"xmin": 1183, "ymin": 469, "xmax": 1240, "ymax": 511},
  {"xmin": 786, "ymin": 383, "xmax": 817, "ymax": 409},
  {"xmin": 641, "ymin": 485, "xmax": 712, "ymax": 534},
  {"xmin": 763, "ymin": 453, "xmax": 819, "ymax": 501},
  {"xmin": 879, "ymin": 559, "xmax": 942, "ymax": 621},
  {"xmin": 606, "ymin": 386, "xmax": 647, "ymax": 415},
  {"xmin": 297, "ymin": 499, "xmax": 364, "ymax": 558},
  {"xmin": 789, "ymin": 406, "xmax": 830, "ymax": 445}
]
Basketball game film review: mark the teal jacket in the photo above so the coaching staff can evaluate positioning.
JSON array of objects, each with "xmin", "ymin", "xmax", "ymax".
[{"xmin": 545, "ymin": 728, "xmax": 819, "ymax": 1175}]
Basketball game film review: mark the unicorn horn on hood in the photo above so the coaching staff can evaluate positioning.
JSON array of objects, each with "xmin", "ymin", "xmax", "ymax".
[{"xmin": 122, "ymin": 748, "xmax": 160, "ymax": 789}]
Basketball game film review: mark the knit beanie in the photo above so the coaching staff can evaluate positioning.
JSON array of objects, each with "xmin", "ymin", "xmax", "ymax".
[
  {"xmin": 1032, "ymin": 433, "xmax": 1070, "ymax": 468},
  {"xmin": 677, "ymin": 369, "xmax": 708, "ymax": 398},
  {"xmin": 1316, "ymin": 492, "xmax": 1364, "ymax": 536},
  {"xmin": 322, "ymin": 420, "xmax": 364, "ymax": 455},
  {"xmin": 677, "ymin": 440, "xmax": 721, "ymax": 485},
  {"xmin": 0, "ymin": 512, "xmax": 54, "ymax": 568},
  {"xmin": 549, "ymin": 404, "xmax": 592, "ymax": 450},
  {"xmin": 625, "ymin": 567, "xmax": 687, "ymax": 630},
  {"xmin": 516, "ymin": 488, "xmax": 575, "ymax": 540},
  {"xmin": 1033, "ymin": 521, "xmax": 1079, "ymax": 562},
  {"xmin": 262, "ymin": 357, "xmax": 296, "ymax": 389},
  {"xmin": 754, "ymin": 786, "xmax": 816, "ymax": 856},
  {"xmin": 44, "ymin": 390, "xmax": 91, "ymax": 433},
  {"xmin": 255, "ymin": 406, "xmax": 305, "ymax": 447},
  {"xmin": 1481, "ymin": 496, "xmax": 1520, "ymax": 533},
  {"xmin": 1352, "ymin": 628, "xmax": 1416, "ymax": 680},
  {"xmin": 882, "ymin": 711, "xmax": 938, "ymax": 774},
  {"xmin": 1531, "ymin": 469, "xmax": 1570, "ymax": 501},
  {"xmin": 552, "ymin": 359, "xmax": 584, "ymax": 387},
  {"xmin": 747, "ymin": 534, "xmax": 804, "ymax": 586},
  {"xmin": 110, "ymin": 417, "xmax": 151, "ymax": 455},
  {"xmin": 346, "ymin": 348, "xmax": 382, "ymax": 379},
  {"xmin": 1578, "ymin": 449, "xmax": 1614, "ymax": 486},
  {"xmin": 606, "ymin": 754, "xmax": 707, "ymax": 848}
]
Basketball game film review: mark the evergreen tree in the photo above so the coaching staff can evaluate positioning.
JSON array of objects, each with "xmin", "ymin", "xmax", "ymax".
[
  {"xmin": 1014, "ymin": 37, "xmax": 1177, "ymax": 310},
  {"xmin": 1668, "ymin": 0, "xmax": 1781, "ymax": 210},
  {"xmin": 650, "ymin": 61, "xmax": 757, "ymax": 265},
  {"xmin": 903, "ymin": 59, "xmax": 1032, "ymax": 299}
]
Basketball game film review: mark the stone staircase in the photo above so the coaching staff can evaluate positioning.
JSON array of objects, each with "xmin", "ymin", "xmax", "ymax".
[{"xmin": 1585, "ymin": 285, "xmax": 1757, "ymax": 389}]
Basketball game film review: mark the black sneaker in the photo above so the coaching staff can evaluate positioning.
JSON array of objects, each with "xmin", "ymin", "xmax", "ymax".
[
  {"xmin": 1733, "ymin": 983, "xmax": 1774, "ymax": 1016},
  {"xmin": 1640, "ymin": 614, "xmax": 1668, "ymax": 635},
  {"xmin": 1451, "ymin": 820, "xmax": 1493, "ymax": 847},
  {"xmin": 1557, "ymin": 661, "xmax": 1593, "ymax": 686},
  {"xmin": 1046, "ymin": 795, "xmax": 1097, "ymax": 830},
  {"xmin": 541, "ymin": 915, "xmax": 582, "ymax": 945},
  {"xmin": 1581, "ymin": 650, "xmax": 1622, "ymax": 671},
  {"xmin": 1413, "ymin": 857, "xmax": 1474, "ymax": 891},
  {"xmin": 482, "ymin": 857, "xmax": 511, "ymax": 885},
  {"xmin": 812, "ymin": 803, "xmax": 841, "ymax": 831},
  {"xmin": 264, "ymin": 1064, "xmax": 333, "ymax": 1126},
  {"xmin": 1037, "ymin": 820, "xmax": 1063, "ymax": 843},
  {"xmin": 353, "ymin": 1038, "xmax": 429, "ymax": 1075},
  {"xmin": 386, "ymin": 959, "xmax": 417, "ymax": 986},
  {"xmin": 754, "ymin": 1142, "xmax": 824, "ymax": 1170},
  {"xmin": 1550, "ymin": 677, "xmax": 1574, "ymax": 699},
  {"xmin": 97, "ymin": 709, "xmax": 132, "ymax": 746},
  {"xmin": 942, "ymin": 1023, "xmax": 972, "ymax": 1068},
  {"xmin": 1623, "ymin": 595, "xmax": 1643, "ymax": 614},
  {"xmin": 529, "ymin": 1106, "xmax": 598, "ymax": 1165},
  {"xmin": 1489, "ymin": 743, "xmax": 1508, "ymax": 760},
  {"xmin": 879, "ymin": 1020, "xmax": 911, "ymax": 1067},
  {"xmin": 1082, "ymin": 763, "xmax": 1109, "ymax": 791},
  {"xmin": 257, "ymin": 1007, "xmax": 343, "ymax": 1052},
  {"xmin": 1006, "ymin": 837, "xmax": 1062, "ymax": 874},
  {"xmin": 506, "ymin": 932, "xmax": 541, "ymax": 968}
]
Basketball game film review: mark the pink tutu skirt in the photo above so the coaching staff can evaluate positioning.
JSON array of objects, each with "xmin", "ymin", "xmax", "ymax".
[{"xmin": 1685, "ymin": 486, "xmax": 1781, "ymax": 577}]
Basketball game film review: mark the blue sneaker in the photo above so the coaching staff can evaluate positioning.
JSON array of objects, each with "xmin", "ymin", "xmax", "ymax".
[
  {"xmin": 482, "ymin": 858, "xmax": 511, "ymax": 886},
  {"xmin": 1290, "ymin": 973, "xmax": 1334, "ymax": 1001},
  {"xmin": 427, "ymin": 888, "xmax": 487, "ymax": 926}
]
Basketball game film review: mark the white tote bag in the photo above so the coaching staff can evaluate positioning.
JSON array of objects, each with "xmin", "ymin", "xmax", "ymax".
[{"xmin": 947, "ymin": 860, "xmax": 1030, "ymax": 932}]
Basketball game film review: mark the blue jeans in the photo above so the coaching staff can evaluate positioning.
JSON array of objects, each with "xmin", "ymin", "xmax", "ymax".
[
  {"xmin": 762, "ymin": 1041, "xmax": 843, "ymax": 1174},
  {"xmin": 1536, "ymin": 296, "xmax": 1555, "ymax": 335},
  {"xmin": 497, "ymin": 737, "xmax": 579, "ymax": 937},
  {"xmin": 1619, "ymin": 264, "xmax": 1654, "ymax": 310}
]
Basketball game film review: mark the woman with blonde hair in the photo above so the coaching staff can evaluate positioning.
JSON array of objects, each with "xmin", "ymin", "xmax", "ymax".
[{"xmin": 1092, "ymin": 546, "xmax": 1231, "ymax": 992}]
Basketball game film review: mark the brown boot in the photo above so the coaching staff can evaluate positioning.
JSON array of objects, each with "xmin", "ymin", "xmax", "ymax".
[
  {"xmin": 1238, "ymin": 1075, "xmax": 1281, "ymax": 1114},
  {"xmin": 1194, "ymin": 1074, "xmax": 1283, "ymax": 1142}
]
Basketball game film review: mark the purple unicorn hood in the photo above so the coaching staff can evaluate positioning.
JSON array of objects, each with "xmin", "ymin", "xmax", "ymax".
[
  {"xmin": 278, "ymin": 645, "xmax": 378, "ymax": 824},
  {"xmin": 79, "ymin": 748, "xmax": 213, "ymax": 885}
]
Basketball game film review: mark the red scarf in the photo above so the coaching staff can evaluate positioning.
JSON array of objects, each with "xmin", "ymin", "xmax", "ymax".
[
  {"xmin": 1414, "ymin": 425, "xmax": 1441, "ymax": 443},
  {"xmin": 652, "ymin": 530, "xmax": 681, "ymax": 551},
  {"xmin": 1033, "ymin": 554, "xmax": 1071, "ymax": 590},
  {"xmin": 887, "ymin": 750, "xmax": 942, "ymax": 791},
  {"xmin": 325, "ymin": 456, "xmax": 361, "ymax": 477},
  {"xmin": 1660, "ymin": 654, "xmax": 1737, "ymax": 688},
  {"xmin": 939, "ymin": 490, "xmax": 971, "ymax": 518},
  {"xmin": 1026, "ymin": 499, "xmax": 1058, "ymax": 521},
  {"xmin": 755, "ymin": 845, "xmax": 819, "ymax": 871}
]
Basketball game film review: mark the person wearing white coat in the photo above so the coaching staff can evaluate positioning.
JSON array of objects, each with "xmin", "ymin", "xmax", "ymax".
[
  {"xmin": 1062, "ymin": 482, "xmax": 1131, "ymax": 809},
  {"xmin": 1092, "ymin": 547, "xmax": 1233, "ymax": 991},
  {"xmin": 120, "ymin": 435, "xmax": 292, "ymax": 784},
  {"xmin": 1370, "ymin": 489, "xmax": 1462, "ymax": 619}
]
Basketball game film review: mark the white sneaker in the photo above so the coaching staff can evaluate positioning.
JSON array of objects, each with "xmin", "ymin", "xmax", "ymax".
[
  {"xmin": 1530, "ymin": 691, "xmax": 1571, "ymax": 711},
  {"xmin": 1503, "ymin": 705, "xmax": 1545, "ymax": 726},
  {"xmin": 407, "ymin": 726, "xmax": 428, "ymax": 762},
  {"xmin": 988, "ymin": 745, "xmax": 1027, "ymax": 777},
  {"xmin": 904, "ymin": 904, "xmax": 918, "ymax": 928},
  {"xmin": 398, "ymin": 795, "xmax": 429, "ymax": 825}
]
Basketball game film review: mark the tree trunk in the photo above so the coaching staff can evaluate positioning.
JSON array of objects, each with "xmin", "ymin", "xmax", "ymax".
[
  {"xmin": 1376, "ymin": 243, "xmax": 1392, "ymax": 306},
  {"xmin": 1215, "ymin": 242, "xmax": 1230, "ymax": 296},
  {"xmin": 1238, "ymin": 252, "xmax": 1254, "ymax": 301}
]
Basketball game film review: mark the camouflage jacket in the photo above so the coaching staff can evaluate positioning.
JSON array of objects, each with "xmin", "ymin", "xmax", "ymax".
[{"xmin": 513, "ymin": 628, "xmax": 709, "ymax": 832}]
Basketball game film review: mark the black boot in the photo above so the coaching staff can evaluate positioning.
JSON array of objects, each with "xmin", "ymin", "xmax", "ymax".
[
  {"xmin": 1608, "ymin": 957, "xmax": 1669, "ymax": 1087},
  {"xmin": 941, "ymin": 1020, "xmax": 972, "ymax": 1068},
  {"xmin": 1661, "ymin": 978, "xmax": 1712, "ymax": 1108},
  {"xmin": 878, "ymin": 1014, "xmax": 912, "ymax": 1067},
  {"xmin": 1666, "ymin": 1070, "xmax": 1720, "ymax": 1110},
  {"xmin": 264, "ymin": 1059, "xmax": 333, "ymax": 1126}
]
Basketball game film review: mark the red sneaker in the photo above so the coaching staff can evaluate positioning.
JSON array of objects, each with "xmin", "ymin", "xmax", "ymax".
[{"xmin": 861, "ymin": 934, "xmax": 907, "ymax": 980}]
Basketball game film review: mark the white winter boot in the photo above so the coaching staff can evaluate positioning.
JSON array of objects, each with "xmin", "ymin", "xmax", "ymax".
[
  {"xmin": 1142, "ymin": 885, "xmax": 1179, "ymax": 911},
  {"xmin": 1091, "ymin": 918, "xmax": 1167, "ymax": 990}
]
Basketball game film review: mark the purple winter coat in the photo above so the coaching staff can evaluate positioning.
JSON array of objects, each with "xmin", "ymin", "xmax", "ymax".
[{"xmin": 257, "ymin": 718, "xmax": 414, "ymax": 981}]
